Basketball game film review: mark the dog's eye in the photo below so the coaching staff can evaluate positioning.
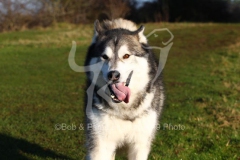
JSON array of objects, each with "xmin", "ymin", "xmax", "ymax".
[
  {"xmin": 102, "ymin": 55, "xmax": 108, "ymax": 60},
  {"xmin": 123, "ymin": 54, "xmax": 130, "ymax": 59}
]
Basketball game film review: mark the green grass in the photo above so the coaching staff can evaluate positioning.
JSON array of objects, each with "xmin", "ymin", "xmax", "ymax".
[{"xmin": 0, "ymin": 23, "xmax": 239, "ymax": 160}]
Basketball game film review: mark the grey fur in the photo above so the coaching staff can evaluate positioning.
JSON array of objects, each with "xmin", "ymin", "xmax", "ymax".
[{"xmin": 84, "ymin": 19, "xmax": 164, "ymax": 160}]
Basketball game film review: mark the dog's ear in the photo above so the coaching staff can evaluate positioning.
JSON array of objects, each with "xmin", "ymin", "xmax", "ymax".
[
  {"xmin": 136, "ymin": 25, "xmax": 147, "ymax": 44},
  {"xmin": 92, "ymin": 20, "xmax": 103, "ymax": 43},
  {"xmin": 94, "ymin": 20, "xmax": 103, "ymax": 35}
]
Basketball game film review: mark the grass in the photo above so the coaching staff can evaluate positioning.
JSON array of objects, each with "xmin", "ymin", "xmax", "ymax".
[{"xmin": 0, "ymin": 22, "xmax": 239, "ymax": 160}]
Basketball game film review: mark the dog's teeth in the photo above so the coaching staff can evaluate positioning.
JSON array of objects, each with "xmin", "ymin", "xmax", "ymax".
[{"xmin": 111, "ymin": 95, "xmax": 114, "ymax": 98}]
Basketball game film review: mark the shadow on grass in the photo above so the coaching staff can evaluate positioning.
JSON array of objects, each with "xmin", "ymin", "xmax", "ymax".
[{"xmin": 0, "ymin": 133, "xmax": 72, "ymax": 160}]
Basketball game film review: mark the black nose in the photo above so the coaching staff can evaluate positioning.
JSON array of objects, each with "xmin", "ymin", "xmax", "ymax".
[{"xmin": 108, "ymin": 70, "xmax": 120, "ymax": 82}]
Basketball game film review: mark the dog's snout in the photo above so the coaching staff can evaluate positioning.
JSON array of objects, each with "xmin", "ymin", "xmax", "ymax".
[{"xmin": 108, "ymin": 70, "xmax": 120, "ymax": 82}]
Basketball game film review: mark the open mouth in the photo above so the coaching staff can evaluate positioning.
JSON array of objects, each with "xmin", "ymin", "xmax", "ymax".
[{"xmin": 108, "ymin": 71, "xmax": 133, "ymax": 103}]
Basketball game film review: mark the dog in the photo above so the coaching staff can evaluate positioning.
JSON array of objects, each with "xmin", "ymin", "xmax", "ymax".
[{"xmin": 84, "ymin": 18, "xmax": 164, "ymax": 160}]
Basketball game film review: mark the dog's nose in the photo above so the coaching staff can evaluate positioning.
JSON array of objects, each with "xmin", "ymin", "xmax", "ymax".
[{"xmin": 108, "ymin": 70, "xmax": 120, "ymax": 82}]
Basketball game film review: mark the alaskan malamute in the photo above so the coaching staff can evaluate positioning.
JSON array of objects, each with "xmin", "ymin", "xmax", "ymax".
[{"xmin": 84, "ymin": 18, "xmax": 164, "ymax": 160}]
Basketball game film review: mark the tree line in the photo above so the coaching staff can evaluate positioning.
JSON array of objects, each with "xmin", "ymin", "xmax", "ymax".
[{"xmin": 0, "ymin": 0, "xmax": 239, "ymax": 32}]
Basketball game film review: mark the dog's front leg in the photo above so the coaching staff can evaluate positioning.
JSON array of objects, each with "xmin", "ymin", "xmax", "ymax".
[
  {"xmin": 127, "ymin": 142, "xmax": 151, "ymax": 160},
  {"xmin": 86, "ymin": 141, "xmax": 116, "ymax": 160},
  {"xmin": 127, "ymin": 111, "xmax": 157, "ymax": 160},
  {"xmin": 86, "ymin": 127, "xmax": 116, "ymax": 159}
]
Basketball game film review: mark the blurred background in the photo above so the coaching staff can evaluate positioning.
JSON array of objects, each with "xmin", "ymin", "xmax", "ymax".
[
  {"xmin": 0, "ymin": 0, "xmax": 240, "ymax": 32},
  {"xmin": 0, "ymin": 0, "xmax": 239, "ymax": 159}
]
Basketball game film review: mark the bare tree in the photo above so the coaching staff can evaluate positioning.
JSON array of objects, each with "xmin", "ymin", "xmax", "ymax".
[
  {"xmin": 0, "ymin": 0, "xmax": 131, "ymax": 32},
  {"xmin": 103, "ymin": 0, "xmax": 130, "ymax": 19},
  {"xmin": 0, "ymin": 0, "xmax": 54, "ymax": 31}
]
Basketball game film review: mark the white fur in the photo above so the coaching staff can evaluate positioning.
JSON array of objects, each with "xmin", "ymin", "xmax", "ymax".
[
  {"xmin": 103, "ymin": 46, "xmax": 114, "ymax": 59},
  {"xmin": 138, "ymin": 27, "xmax": 147, "ymax": 44},
  {"xmin": 88, "ymin": 102, "xmax": 157, "ymax": 160},
  {"xmin": 87, "ymin": 19, "xmax": 160, "ymax": 160},
  {"xmin": 98, "ymin": 45, "xmax": 151, "ymax": 115},
  {"xmin": 116, "ymin": 45, "xmax": 150, "ymax": 104},
  {"xmin": 106, "ymin": 18, "xmax": 138, "ymax": 31},
  {"xmin": 117, "ymin": 45, "xmax": 131, "ymax": 60},
  {"xmin": 88, "ymin": 51, "xmax": 156, "ymax": 159},
  {"xmin": 92, "ymin": 18, "xmax": 146, "ymax": 44}
]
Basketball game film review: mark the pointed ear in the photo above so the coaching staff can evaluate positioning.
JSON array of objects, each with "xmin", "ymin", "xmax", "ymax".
[
  {"xmin": 92, "ymin": 20, "xmax": 102, "ymax": 44},
  {"xmin": 94, "ymin": 20, "xmax": 102, "ymax": 35},
  {"xmin": 136, "ymin": 25, "xmax": 147, "ymax": 44}
]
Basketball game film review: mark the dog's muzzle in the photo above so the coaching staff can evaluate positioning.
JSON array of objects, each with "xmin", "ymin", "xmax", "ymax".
[{"xmin": 107, "ymin": 71, "xmax": 133, "ymax": 103}]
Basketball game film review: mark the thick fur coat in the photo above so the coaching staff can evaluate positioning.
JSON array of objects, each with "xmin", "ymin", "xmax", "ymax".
[{"xmin": 84, "ymin": 19, "xmax": 164, "ymax": 160}]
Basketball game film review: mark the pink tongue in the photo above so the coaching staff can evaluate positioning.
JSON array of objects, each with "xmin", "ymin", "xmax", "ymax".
[{"xmin": 111, "ymin": 83, "xmax": 131, "ymax": 103}]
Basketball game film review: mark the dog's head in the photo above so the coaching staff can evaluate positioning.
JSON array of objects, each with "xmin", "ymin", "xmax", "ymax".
[{"xmin": 87, "ymin": 19, "xmax": 151, "ymax": 104}]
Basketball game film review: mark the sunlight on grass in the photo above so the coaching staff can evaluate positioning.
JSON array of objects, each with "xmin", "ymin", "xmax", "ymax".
[{"xmin": 0, "ymin": 23, "xmax": 239, "ymax": 160}]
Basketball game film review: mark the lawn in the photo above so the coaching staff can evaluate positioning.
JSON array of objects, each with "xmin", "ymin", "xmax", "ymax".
[{"xmin": 0, "ymin": 22, "xmax": 239, "ymax": 160}]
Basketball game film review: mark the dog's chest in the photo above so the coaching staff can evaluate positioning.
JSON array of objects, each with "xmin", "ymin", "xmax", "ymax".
[{"xmin": 91, "ymin": 109, "xmax": 157, "ymax": 144}]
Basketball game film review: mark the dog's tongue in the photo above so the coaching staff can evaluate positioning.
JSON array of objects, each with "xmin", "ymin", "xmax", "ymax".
[{"xmin": 111, "ymin": 83, "xmax": 131, "ymax": 103}]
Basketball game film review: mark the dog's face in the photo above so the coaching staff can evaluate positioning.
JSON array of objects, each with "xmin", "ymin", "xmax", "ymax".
[
  {"xmin": 89, "ymin": 22, "xmax": 150, "ymax": 104},
  {"xmin": 100, "ymin": 35, "xmax": 142, "ymax": 83}
]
